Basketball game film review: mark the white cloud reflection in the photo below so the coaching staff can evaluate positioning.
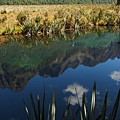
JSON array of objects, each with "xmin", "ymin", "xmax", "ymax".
[
  {"xmin": 63, "ymin": 83, "xmax": 88, "ymax": 106},
  {"xmin": 109, "ymin": 71, "xmax": 120, "ymax": 85}
]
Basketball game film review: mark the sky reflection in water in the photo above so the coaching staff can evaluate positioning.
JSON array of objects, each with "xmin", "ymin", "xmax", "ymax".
[
  {"xmin": 63, "ymin": 83, "xmax": 89, "ymax": 106},
  {"xmin": 109, "ymin": 71, "xmax": 120, "ymax": 85},
  {"xmin": 0, "ymin": 31, "xmax": 120, "ymax": 119}
]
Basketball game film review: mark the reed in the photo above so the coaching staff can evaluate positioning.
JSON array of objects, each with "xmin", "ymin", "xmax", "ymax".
[
  {"xmin": 0, "ymin": 4, "xmax": 119, "ymax": 36},
  {"xmin": 23, "ymin": 82, "xmax": 120, "ymax": 120}
]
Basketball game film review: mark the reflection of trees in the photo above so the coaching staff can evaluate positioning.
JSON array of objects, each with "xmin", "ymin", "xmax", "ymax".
[
  {"xmin": 0, "ymin": 27, "xmax": 119, "ymax": 48},
  {"xmin": 63, "ymin": 83, "xmax": 88, "ymax": 106},
  {"xmin": 109, "ymin": 71, "xmax": 120, "ymax": 85},
  {"xmin": 0, "ymin": 29, "xmax": 120, "ymax": 91}
]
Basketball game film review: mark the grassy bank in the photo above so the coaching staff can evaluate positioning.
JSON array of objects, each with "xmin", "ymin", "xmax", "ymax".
[{"xmin": 0, "ymin": 4, "xmax": 120, "ymax": 36}]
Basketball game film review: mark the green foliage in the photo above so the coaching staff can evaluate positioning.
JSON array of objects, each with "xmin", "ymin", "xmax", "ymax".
[
  {"xmin": 0, "ymin": 16, "xmax": 7, "ymax": 23},
  {"xmin": 2, "ymin": 26, "xmax": 15, "ymax": 35},
  {"xmin": 34, "ymin": 15, "xmax": 42, "ymax": 24},
  {"xmin": 23, "ymin": 84, "xmax": 56, "ymax": 120},
  {"xmin": 19, "ymin": 7, "xmax": 120, "ymax": 37},
  {"xmin": 22, "ymin": 21, "xmax": 40, "ymax": 36},
  {"xmin": 23, "ymin": 83, "xmax": 120, "ymax": 120},
  {"xmin": 17, "ymin": 12, "xmax": 27, "ymax": 25}
]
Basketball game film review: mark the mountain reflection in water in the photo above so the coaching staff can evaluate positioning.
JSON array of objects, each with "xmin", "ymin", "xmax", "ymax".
[{"xmin": 0, "ymin": 31, "xmax": 120, "ymax": 91}]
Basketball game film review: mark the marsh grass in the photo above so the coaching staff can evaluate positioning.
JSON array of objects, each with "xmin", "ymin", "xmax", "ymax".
[
  {"xmin": 23, "ymin": 82, "xmax": 120, "ymax": 120},
  {"xmin": 0, "ymin": 4, "xmax": 120, "ymax": 36},
  {"xmin": 0, "ymin": 26, "xmax": 119, "ymax": 47}
]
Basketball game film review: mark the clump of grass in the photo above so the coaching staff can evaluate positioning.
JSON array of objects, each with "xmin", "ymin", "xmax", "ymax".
[
  {"xmin": 17, "ymin": 12, "xmax": 28, "ymax": 25},
  {"xmin": 34, "ymin": 15, "xmax": 42, "ymax": 24},
  {"xmin": 15, "ymin": 5, "xmax": 119, "ymax": 37},
  {"xmin": 23, "ymin": 82, "xmax": 120, "ymax": 120},
  {"xmin": 1, "ymin": 9, "xmax": 7, "ymax": 14},
  {"xmin": 0, "ymin": 16, "xmax": 7, "ymax": 23},
  {"xmin": 2, "ymin": 26, "xmax": 15, "ymax": 35}
]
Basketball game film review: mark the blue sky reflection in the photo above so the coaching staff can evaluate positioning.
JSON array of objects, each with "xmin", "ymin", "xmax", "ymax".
[
  {"xmin": 109, "ymin": 70, "xmax": 120, "ymax": 85},
  {"xmin": 63, "ymin": 83, "xmax": 88, "ymax": 106}
]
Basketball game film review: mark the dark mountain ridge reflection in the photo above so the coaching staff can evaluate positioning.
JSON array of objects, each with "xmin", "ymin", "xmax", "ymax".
[
  {"xmin": 0, "ymin": 32, "xmax": 120, "ymax": 91},
  {"xmin": 39, "ymin": 44, "xmax": 120, "ymax": 77}
]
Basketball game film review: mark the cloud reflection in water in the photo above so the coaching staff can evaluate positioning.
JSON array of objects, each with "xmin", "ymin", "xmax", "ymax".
[
  {"xmin": 63, "ymin": 83, "xmax": 88, "ymax": 106},
  {"xmin": 109, "ymin": 71, "xmax": 120, "ymax": 85}
]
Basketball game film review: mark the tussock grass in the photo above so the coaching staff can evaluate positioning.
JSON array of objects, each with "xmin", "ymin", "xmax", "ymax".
[{"xmin": 0, "ymin": 4, "xmax": 119, "ymax": 36}]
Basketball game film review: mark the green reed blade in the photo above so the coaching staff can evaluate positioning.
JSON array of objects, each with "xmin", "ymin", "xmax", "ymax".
[
  {"xmin": 95, "ymin": 114, "xmax": 102, "ymax": 120},
  {"xmin": 96, "ymin": 101, "xmax": 103, "ymax": 120},
  {"xmin": 109, "ymin": 89, "xmax": 120, "ymax": 120},
  {"xmin": 72, "ymin": 107, "xmax": 80, "ymax": 120},
  {"xmin": 31, "ymin": 103, "xmax": 36, "ymax": 120},
  {"xmin": 90, "ymin": 82, "xmax": 96, "ymax": 120},
  {"xmin": 80, "ymin": 111, "xmax": 83, "ymax": 120},
  {"xmin": 30, "ymin": 93, "xmax": 38, "ymax": 120},
  {"xmin": 63, "ymin": 102, "xmax": 70, "ymax": 120},
  {"xmin": 47, "ymin": 103, "xmax": 51, "ymax": 120},
  {"xmin": 101, "ymin": 89, "xmax": 108, "ymax": 120},
  {"xmin": 82, "ymin": 93, "xmax": 87, "ymax": 120},
  {"xmin": 51, "ymin": 91, "xmax": 56, "ymax": 120},
  {"xmin": 42, "ymin": 83, "xmax": 46, "ymax": 120},
  {"xmin": 75, "ymin": 87, "xmax": 81, "ymax": 108},
  {"xmin": 69, "ymin": 108, "xmax": 73, "ymax": 119},
  {"xmin": 37, "ymin": 95, "xmax": 41, "ymax": 120},
  {"xmin": 23, "ymin": 99, "xmax": 30, "ymax": 120}
]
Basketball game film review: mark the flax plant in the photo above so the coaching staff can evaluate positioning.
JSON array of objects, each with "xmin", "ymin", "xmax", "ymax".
[{"xmin": 23, "ymin": 82, "xmax": 120, "ymax": 120}]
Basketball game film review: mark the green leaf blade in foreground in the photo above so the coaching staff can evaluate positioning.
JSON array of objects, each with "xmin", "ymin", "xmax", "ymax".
[
  {"xmin": 109, "ymin": 89, "xmax": 120, "ymax": 120},
  {"xmin": 42, "ymin": 83, "xmax": 46, "ymax": 120},
  {"xmin": 101, "ymin": 89, "xmax": 108, "ymax": 120},
  {"xmin": 63, "ymin": 102, "xmax": 70, "ymax": 120},
  {"xmin": 37, "ymin": 95, "xmax": 41, "ymax": 120},
  {"xmin": 82, "ymin": 93, "xmax": 87, "ymax": 120},
  {"xmin": 90, "ymin": 82, "xmax": 96, "ymax": 120},
  {"xmin": 30, "ymin": 93, "xmax": 38, "ymax": 120},
  {"xmin": 23, "ymin": 99, "xmax": 30, "ymax": 120},
  {"xmin": 51, "ymin": 91, "xmax": 56, "ymax": 120},
  {"xmin": 47, "ymin": 103, "xmax": 51, "ymax": 120}
]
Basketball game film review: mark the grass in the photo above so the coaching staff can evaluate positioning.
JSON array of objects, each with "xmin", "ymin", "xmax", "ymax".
[
  {"xmin": 0, "ymin": 4, "xmax": 120, "ymax": 36},
  {"xmin": 23, "ymin": 82, "xmax": 120, "ymax": 120}
]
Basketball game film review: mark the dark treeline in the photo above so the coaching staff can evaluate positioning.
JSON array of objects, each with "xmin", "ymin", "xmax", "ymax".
[{"xmin": 0, "ymin": 0, "xmax": 116, "ymax": 5}]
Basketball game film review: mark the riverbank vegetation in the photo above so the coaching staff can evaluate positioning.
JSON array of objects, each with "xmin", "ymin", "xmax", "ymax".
[
  {"xmin": 0, "ymin": 4, "xmax": 120, "ymax": 37},
  {"xmin": 0, "ymin": 26, "xmax": 119, "ymax": 47}
]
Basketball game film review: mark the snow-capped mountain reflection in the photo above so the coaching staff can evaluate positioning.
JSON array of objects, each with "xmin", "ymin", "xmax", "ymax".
[
  {"xmin": 63, "ymin": 83, "xmax": 88, "ymax": 106},
  {"xmin": 109, "ymin": 71, "xmax": 120, "ymax": 85}
]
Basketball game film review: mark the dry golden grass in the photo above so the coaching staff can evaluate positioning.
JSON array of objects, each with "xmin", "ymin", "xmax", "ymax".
[{"xmin": 0, "ymin": 4, "xmax": 119, "ymax": 35}]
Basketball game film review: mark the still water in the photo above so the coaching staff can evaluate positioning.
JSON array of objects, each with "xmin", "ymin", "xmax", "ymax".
[{"xmin": 0, "ymin": 31, "xmax": 120, "ymax": 120}]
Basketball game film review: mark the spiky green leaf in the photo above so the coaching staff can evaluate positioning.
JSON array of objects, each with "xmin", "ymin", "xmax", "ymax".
[{"xmin": 51, "ymin": 91, "xmax": 56, "ymax": 120}]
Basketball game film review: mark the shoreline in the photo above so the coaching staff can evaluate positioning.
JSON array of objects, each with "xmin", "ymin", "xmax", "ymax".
[{"xmin": 0, "ymin": 4, "xmax": 120, "ymax": 36}]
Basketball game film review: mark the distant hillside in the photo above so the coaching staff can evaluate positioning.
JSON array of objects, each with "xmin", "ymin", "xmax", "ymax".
[{"xmin": 0, "ymin": 0, "xmax": 115, "ymax": 5}]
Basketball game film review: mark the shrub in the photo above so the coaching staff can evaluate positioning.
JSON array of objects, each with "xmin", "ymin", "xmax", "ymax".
[
  {"xmin": 0, "ymin": 16, "xmax": 7, "ymax": 23},
  {"xmin": 34, "ymin": 15, "xmax": 42, "ymax": 24},
  {"xmin": 17, "ymin": 12, "xmax": 27, "ymax": 25}
]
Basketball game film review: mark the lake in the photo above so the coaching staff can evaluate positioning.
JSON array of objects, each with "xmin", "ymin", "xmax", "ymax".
[{"xmin": 0, "ymin": 30, "xmax": 120, "ymax": 120}]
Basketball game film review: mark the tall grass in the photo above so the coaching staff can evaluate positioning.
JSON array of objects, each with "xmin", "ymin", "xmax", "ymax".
[
  {"xmin": 23, "ymin": 82, "xmax": 120, "ymax": 120},
  {"xmin": 12, "ymin": 4, "xmax": 120, "ymax": 37}
]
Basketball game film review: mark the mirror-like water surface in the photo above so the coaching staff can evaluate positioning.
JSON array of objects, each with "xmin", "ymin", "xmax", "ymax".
[{"xmin": 0, "ymin": 31, "xmax": 120, "ymax": 120}]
